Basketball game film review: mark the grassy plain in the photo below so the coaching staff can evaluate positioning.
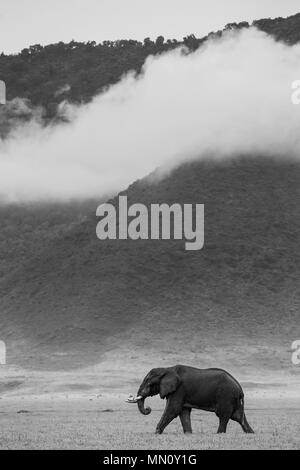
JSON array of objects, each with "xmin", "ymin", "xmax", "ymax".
[{"xmin": 0, "ymin": 382, "xmax": 299, "ymax": 450}]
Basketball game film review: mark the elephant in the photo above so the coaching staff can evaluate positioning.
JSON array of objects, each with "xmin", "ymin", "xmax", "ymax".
[{"xmin": 135, "ymin": 365, "xmax": 254, "ymax": 434}]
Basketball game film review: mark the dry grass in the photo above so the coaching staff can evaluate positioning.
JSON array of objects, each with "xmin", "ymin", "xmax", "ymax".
[{"xmin": 0, "ymin": 396, "xmax": 299, "ymax": 450}]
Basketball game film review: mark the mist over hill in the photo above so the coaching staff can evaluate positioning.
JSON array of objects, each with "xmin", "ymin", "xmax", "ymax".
[
  {"xmin": 1, "ymin": 25, "xmax": 300, "ymax": 202},
  {"xmin": 0, "ymin": 12, "xmax": 300, "ymax": 132}
]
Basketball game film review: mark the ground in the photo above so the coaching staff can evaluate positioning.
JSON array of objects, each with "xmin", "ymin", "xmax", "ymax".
[{"xmin": 0, "ymin": 397, "xmax": 300, "ymax": 450}]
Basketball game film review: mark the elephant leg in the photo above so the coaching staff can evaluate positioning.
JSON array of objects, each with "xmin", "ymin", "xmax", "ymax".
[
  {"xmin": 217, "ymin": 415, "xmax": 230, "ymax": 433},
  {"xmin": 155, "ymin": 398, "xmax": 182, "ymax": 434},
  {"xmin": 216, "ymin": 398, "xmax": 233, "ymax": 434},
  {"xmin": 179, "ymin": 407, "xmax": 192, "ymax": 434}
]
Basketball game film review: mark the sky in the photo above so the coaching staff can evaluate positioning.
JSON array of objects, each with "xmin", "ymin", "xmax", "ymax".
[{"xmin": 0, "ymin": 0, "xmax": 299, "ymax": 54}]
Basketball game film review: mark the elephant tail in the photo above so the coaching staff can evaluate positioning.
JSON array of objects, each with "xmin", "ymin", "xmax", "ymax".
[{"xmin": 239, "ymin": 394, "xmax": 254, "ymax": 433}]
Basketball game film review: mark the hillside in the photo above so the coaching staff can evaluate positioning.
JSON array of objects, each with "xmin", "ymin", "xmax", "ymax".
[{"xmin": 0, "ymin": 156, "xmax": 299, "ymax": 383}]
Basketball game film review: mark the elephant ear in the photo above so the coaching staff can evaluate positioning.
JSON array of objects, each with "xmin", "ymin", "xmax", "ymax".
[{"xmin": 159, "ymin": 371, "xmax": 181, "ymax": 399}]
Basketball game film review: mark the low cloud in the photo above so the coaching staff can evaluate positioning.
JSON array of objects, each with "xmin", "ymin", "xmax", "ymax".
[
  {"xmin": 54, "ymin": 84, "xmax": 71, "ymax": 97},
  {"xmin": 0, "ymin": 28, "xmax": 300, "ymax": 202}
]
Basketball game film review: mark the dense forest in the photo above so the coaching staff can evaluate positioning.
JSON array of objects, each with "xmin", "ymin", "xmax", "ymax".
[{"xmin": 0, "ymin": 12, "xmax": 300, "ymax": 133}]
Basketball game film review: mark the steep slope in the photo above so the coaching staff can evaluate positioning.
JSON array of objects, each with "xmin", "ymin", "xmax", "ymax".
[{"xmin": 0, "ymin": 156, "xmax": 299, "ymax": 379}]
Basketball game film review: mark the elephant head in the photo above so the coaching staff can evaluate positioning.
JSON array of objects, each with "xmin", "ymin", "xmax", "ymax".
[{"xmin": 136, "ymin": 367, "xmax": 181, "ymax": 415}]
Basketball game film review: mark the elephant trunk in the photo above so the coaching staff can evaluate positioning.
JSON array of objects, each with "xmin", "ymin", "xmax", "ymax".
[{"xmin": 137, "ymin": 396, "xmax": 151, "ymax": 415}]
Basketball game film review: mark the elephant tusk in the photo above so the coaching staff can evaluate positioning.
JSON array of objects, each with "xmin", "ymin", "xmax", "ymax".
[{"xmin": 126, "ymin": 394, "xmax": 142, "ymax": 403}]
